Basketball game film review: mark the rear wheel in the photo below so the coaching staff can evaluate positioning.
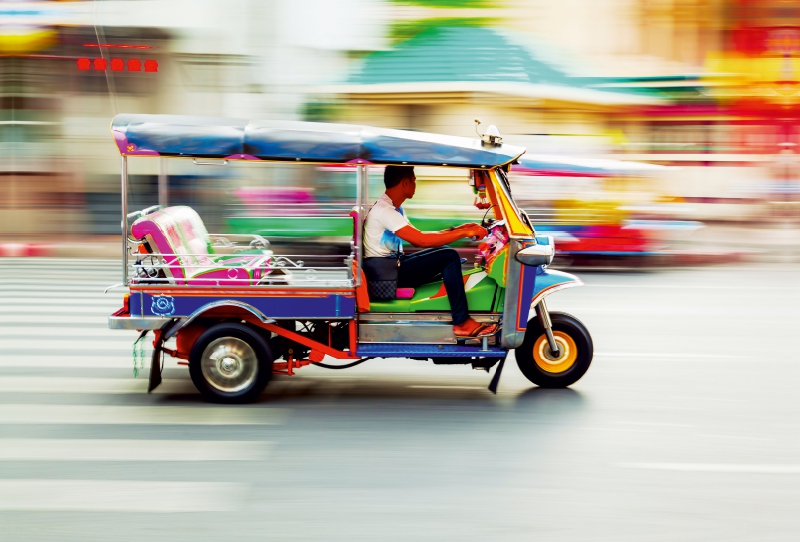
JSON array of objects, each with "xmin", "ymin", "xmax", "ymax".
[
  {"xmin": 515, "ymin": 312, "xmax": 593, "ymax": 388},
  {"xmin": 189, "ymin": 323, "xmax": 273, "ymax": 404}
]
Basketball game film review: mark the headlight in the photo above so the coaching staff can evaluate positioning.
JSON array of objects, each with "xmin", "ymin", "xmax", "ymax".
[{"xmin": 515, "ymin": 244, "xmax": 554, "ymax": 267}]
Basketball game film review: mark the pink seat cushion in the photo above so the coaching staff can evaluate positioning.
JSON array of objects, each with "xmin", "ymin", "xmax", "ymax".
[
  {"xmin": 131, "ymin": 206, "xmax": 270, "ymax": 285},
  {"xmin": 396, "ymin": 288, "xmax": 415, "ymax": 299}
]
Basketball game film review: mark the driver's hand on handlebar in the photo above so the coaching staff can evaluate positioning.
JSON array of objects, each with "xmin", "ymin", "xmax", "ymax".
[
  {"xmin": 450, "ymin": 222, "xmax": 480, "ymax": 231},
  {"xmin": 463, "ymin": 224, "xmax": 488, "ymax": 240}
]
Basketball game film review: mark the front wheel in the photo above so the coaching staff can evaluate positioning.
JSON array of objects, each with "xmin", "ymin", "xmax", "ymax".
[
  {"xmin": 515, "ymin": 312, "xmax": 593, "ymax": 388},
  {"xmin": 189, "ymin": 323, "xmax": 273, "ymax": 404}
]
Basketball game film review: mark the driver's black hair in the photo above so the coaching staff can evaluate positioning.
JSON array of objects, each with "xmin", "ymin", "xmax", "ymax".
[{"xmin": 384, "ymin": 165, "xmax": 414, "ymax": 189}]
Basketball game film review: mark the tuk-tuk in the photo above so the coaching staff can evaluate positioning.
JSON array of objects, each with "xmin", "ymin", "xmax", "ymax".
[{"xmin": 108, "ymin": 114, "xmax": 593, "ymax": 403}]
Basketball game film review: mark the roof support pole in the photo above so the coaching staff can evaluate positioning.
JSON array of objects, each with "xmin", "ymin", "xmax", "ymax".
[
  {"xmin": 121, "ymin": 155, "xmax": 128, "ymax": 285},
  {"xmin": 355, "ymin": 165, "xmax": 365, "ymax": 287},
  {"xmin": 364, "ymin": 166, "xmax": 369, "ymax": 210},
  {"xmin": 158, "ymin": 157, "xmax": 168, "ymax": 207}
]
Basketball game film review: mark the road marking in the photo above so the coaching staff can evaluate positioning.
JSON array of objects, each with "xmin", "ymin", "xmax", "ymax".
[
  {"xmin": 0, "ymin": 356, "xmax": 185, "ymax": 369},
  {"xmin": 0, "ymin": 328, "xmax": 138, "ymax": 338},
  {"xmin": 0, "ymin": 355, "xmax": 143, "ymax": 368},
  {"xmin": 408, "ymin": 385, "xmax": 485, "ymax": 390},
  {"xmin": 618, "ymin": 463, "xmax": 800, "ymax": 474},
  {"xmin": 0, "ymin": 306, "xmax": 117, "ymax": 315},
  {"xmin": 617, "ymin": 421, "xmax": 694, "ymax": 427},
  {"xmin": 0, "ymin": 278, "xmax": 123, "ymax": 291},
  {"xmin": 0, "ymin": 304, "xmax": 123, "ymax": 312},
  {"xmin": 595, "ymin": 353, "xmax": 749, "ymax": 359},
  {"xmin": 0, "ymin": 286, "xmax": 118, "ymax": 293},
  {"xmin": 0, "ymin": 480, "xmax": 247, "ymax": 512},
  {"xmin": 699, "ymin": 434, "xmax": 773, "ymax": 442},
  {"xmin": 0, "ymin": 339, "xmax": 135, "ymax": 351},
  {"xmin": 0, "ymin": 405, "xmax": 287, "ymax": 425},
  {"xmin": 586, "ymin": 284, "xmax": 800, "ymax": 291},
  {"xmin": 0, "ymin": 439, "xmax": 271, "ymax": 461},
  {"xmin": 0, "ymin": 316, "xmax": 107, "ymax": 325},
  {"xmin": 0, "ymin": 377, "xmax": 195, "ymax": 394},
  {"xmin": 0, "ymin": 296, "xmax": 122, "ymax": 305}
]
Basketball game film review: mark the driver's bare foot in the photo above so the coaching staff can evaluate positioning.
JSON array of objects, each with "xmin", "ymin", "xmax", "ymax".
[{"xmin": 453, "ymin": 317, "xmax": 497, "ymax": 338}]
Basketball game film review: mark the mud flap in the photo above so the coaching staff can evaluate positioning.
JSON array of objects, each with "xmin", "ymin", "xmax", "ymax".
[
  {"xmin": 147, "ymin": 341, "xmax": 163, "ymax": 393},
  {"xmin": 148, "ymin": 319, "xmax": 179, "ymax": 393},
  {"xmin": 487, "ymin": 355, "xmax": 507, "ymax": 394}
]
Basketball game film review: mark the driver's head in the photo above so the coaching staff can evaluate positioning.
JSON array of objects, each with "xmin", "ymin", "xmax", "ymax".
[{"xmin": 384, "ymin": 165, "xmax": 416, "ymax": 199}]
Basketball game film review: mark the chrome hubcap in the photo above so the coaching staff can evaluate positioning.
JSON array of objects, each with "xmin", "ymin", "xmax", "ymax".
[
  {"xmin": 201, "ymin": 337, "xmax": 258, "ymax": 393},
  {"xmin": 540, "ymin": 337, "xmax": 569, "ymax": 363}
]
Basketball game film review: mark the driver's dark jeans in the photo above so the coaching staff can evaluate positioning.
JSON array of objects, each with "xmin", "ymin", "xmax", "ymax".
[{"xmin": 397, "ymin": 246, "xmax": 469, "ymax": 325}]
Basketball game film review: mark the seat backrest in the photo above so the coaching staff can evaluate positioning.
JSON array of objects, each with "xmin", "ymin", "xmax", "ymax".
[{"xmin": 131, "ymin": 206, "xmax": 214, "ymax": 280}]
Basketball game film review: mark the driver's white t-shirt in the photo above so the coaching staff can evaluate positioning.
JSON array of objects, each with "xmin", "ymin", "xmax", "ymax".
[{"xmin": 364, "ymin": 194, "xmax": 411, "ymax": 258}]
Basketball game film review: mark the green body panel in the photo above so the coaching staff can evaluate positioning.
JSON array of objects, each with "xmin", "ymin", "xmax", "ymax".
[
  {"xmin": 486, "ymin": 249, "xmax": 507, "ymax": 286},
  {"xmin": 368, "ymin": 268, "xmax": 499, "ymax": 313},
  {"xmin": 493, "ymin": 287, "xmax": 505, "ymax": 312},
  {"xmin": 369, "ymin": 299, "xmax": 411, "ymax": 312}
]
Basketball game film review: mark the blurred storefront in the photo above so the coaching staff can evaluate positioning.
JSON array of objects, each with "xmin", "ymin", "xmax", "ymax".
[
  {"xmin": 1, "ymin": 0, "xmax": 385, "ymax": 243},
  {"xmin": 2, "ymin": 0, "xmax": 797, "ymax": 258}
]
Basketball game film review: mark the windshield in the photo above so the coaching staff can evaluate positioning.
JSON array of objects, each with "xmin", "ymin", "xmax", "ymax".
[{"xmin": 495, "ymin": 168, "xmax": 534, "ymax": 232}]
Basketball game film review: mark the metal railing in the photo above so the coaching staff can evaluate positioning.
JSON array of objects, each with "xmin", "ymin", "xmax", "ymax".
[{"xmin": 127, "ymin": 247, "xmax": 353, "ymax": 289}]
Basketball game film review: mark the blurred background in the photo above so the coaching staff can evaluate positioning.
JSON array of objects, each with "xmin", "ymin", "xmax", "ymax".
[
  {"xmin": 4, "ymin": 3, "xmax": 800, "ymax": 538},
  {"xmin": 2, "ymin": 0, "xmax": 799, "ymax": 264}
]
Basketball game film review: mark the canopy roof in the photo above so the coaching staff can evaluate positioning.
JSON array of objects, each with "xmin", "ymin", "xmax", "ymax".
[
  {"xmin": 517, "ymin": 154, "xmax": 668, "ymax": 177},
  {"xmin": 111, "ymin": 114, "xmax": 526, "ymax": 168}
]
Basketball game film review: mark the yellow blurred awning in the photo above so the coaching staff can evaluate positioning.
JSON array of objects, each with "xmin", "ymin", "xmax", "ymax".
[{"xmin": 0, "ymin": 29, "xmax": 56, "ymax": 54}]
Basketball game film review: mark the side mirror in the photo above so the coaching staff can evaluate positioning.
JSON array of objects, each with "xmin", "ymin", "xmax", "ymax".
[{"xmin": 515, "ymin": 245, "xmax": 554, "ymax": 267}]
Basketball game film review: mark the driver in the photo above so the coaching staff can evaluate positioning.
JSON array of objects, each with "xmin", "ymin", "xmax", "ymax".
[{"xmin": 363, "ymin": 165, "xmax": 498, "ymax": 338}]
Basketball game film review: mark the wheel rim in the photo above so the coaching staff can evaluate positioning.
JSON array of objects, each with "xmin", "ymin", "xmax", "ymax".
[
  {"xmin": 533, "ymin": 331, "xmax": 578, "ymax": 374},
  {"xmin": 201, "ymin": 337, "xmax": 259, "ymax": 393}
]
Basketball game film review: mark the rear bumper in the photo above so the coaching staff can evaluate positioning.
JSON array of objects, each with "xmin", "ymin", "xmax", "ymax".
[{"xmin": 108, "ymin": 308, "xmax": 177, "ymax": 330}]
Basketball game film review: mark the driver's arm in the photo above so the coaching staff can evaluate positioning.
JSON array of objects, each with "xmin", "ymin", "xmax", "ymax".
[{"xmin": 395, "ymin": 224, "xmax": 486, "ymax": 249}]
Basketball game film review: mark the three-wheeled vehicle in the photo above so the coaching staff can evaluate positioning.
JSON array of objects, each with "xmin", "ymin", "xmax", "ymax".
[{"xmin": 108, "ymin": 114, "xmax": 593, "ymax": 403}]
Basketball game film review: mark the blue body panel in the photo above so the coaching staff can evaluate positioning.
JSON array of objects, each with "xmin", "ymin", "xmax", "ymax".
[
  {"xmin": 130, "ymin": 292, "xmax": 355, "ymax": 320},
  {"xmin": 112, "ymin": 114, "xmax": 526, "ymax": 168},
  {"xmin": 532, "ymin": 268, "xmax": 582, "ymax": 300},
  {"xmin": 356, "ymin": 343, "xmax": 507, "ymax": 358},
  {"xmin": 516, "ymin": 265, "xmax": 582, "ymax": 330}
]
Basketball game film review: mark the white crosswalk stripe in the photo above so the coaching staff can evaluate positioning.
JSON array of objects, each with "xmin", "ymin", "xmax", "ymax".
[
  {"xmin": 0, "ymin": 439, "xmax": 272, "ymax": 461},
  {"xmin": 0, "ymin": 259, "xmax": 285, "ymax": 513},
  {"xmin": 0, "ymin": 404, "xmax": 287, "ymax": 425},
  {"xmin": 0, "ymin": 480, "xmax": 248, "ymax": 512}
]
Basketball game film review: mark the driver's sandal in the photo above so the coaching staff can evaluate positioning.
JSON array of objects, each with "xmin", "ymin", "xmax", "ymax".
[{"xmin": 453, "ymin": 321, "xmax": 498, "ymax": 339}]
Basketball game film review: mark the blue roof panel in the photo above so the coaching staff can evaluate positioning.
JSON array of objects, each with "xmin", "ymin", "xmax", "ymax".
[{"xmin": 111, "ymin": 114, "xmax": 525, "ymax": 167}]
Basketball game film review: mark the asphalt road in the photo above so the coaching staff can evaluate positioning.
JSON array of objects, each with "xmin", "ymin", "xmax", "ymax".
[{"xmin": 1, "ymin": 258, "xmax": 799, "ymax": 541}]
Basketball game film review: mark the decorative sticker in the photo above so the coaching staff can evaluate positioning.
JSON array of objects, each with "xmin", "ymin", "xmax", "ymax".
[{"xmin": 151, "ymin": 295, "xmax": 175, "ymax": 316}]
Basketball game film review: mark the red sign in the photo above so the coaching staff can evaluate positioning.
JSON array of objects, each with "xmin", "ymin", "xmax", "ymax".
[{"xmin": 76, "ymin": 58, "xmax": 157, "ymax": 72}]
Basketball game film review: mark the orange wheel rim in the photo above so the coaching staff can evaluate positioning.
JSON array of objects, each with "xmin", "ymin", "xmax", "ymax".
[{"xmin": 533, "ymin": 331, "xmax": 578, "ymax": 374}]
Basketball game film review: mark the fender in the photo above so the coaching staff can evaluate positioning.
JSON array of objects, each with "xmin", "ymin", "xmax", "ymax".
[
  {"xmin": 502, "ymin": 237, "xmax": 583, "ymax": 349},
  {"xmin": 162, "ymin": 300, "xmax": 358, "ymax": 361},
  {"xmin": 531, "ymin": 267, "xmax": 583, "ymax": 308},
  {"xmin": 163, "ymin": 300, "xmax": 275, "ymax": 340}
]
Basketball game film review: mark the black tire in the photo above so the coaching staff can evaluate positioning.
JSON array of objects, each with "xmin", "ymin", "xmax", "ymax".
[
  {"xmin": 189, "ymin": 323, "xmax": 273, "ymax": 404},
  {"xmin": 515, "ymin": 312, "xmax": 593, "ymax": 388}
]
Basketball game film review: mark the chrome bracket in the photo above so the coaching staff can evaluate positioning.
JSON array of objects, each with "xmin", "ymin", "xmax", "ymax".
[{"xmin": 535, "ymin": 298, "xmax": 561, "ymax": 358}]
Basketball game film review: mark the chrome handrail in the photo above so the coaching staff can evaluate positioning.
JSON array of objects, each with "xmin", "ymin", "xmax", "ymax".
[{"xmin": 127, "ymin": 250, "xmax": 354, "ymax": 288}]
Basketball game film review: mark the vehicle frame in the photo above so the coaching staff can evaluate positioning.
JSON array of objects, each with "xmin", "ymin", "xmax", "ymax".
[{"xmin": 107, "ymin": 114, "xmax": 593, "ymax": 402}]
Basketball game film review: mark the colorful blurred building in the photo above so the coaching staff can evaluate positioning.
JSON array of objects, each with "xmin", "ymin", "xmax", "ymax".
[{"xmin": 2, "ymin": 0, "xmax": 797, "ymax": 250}]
